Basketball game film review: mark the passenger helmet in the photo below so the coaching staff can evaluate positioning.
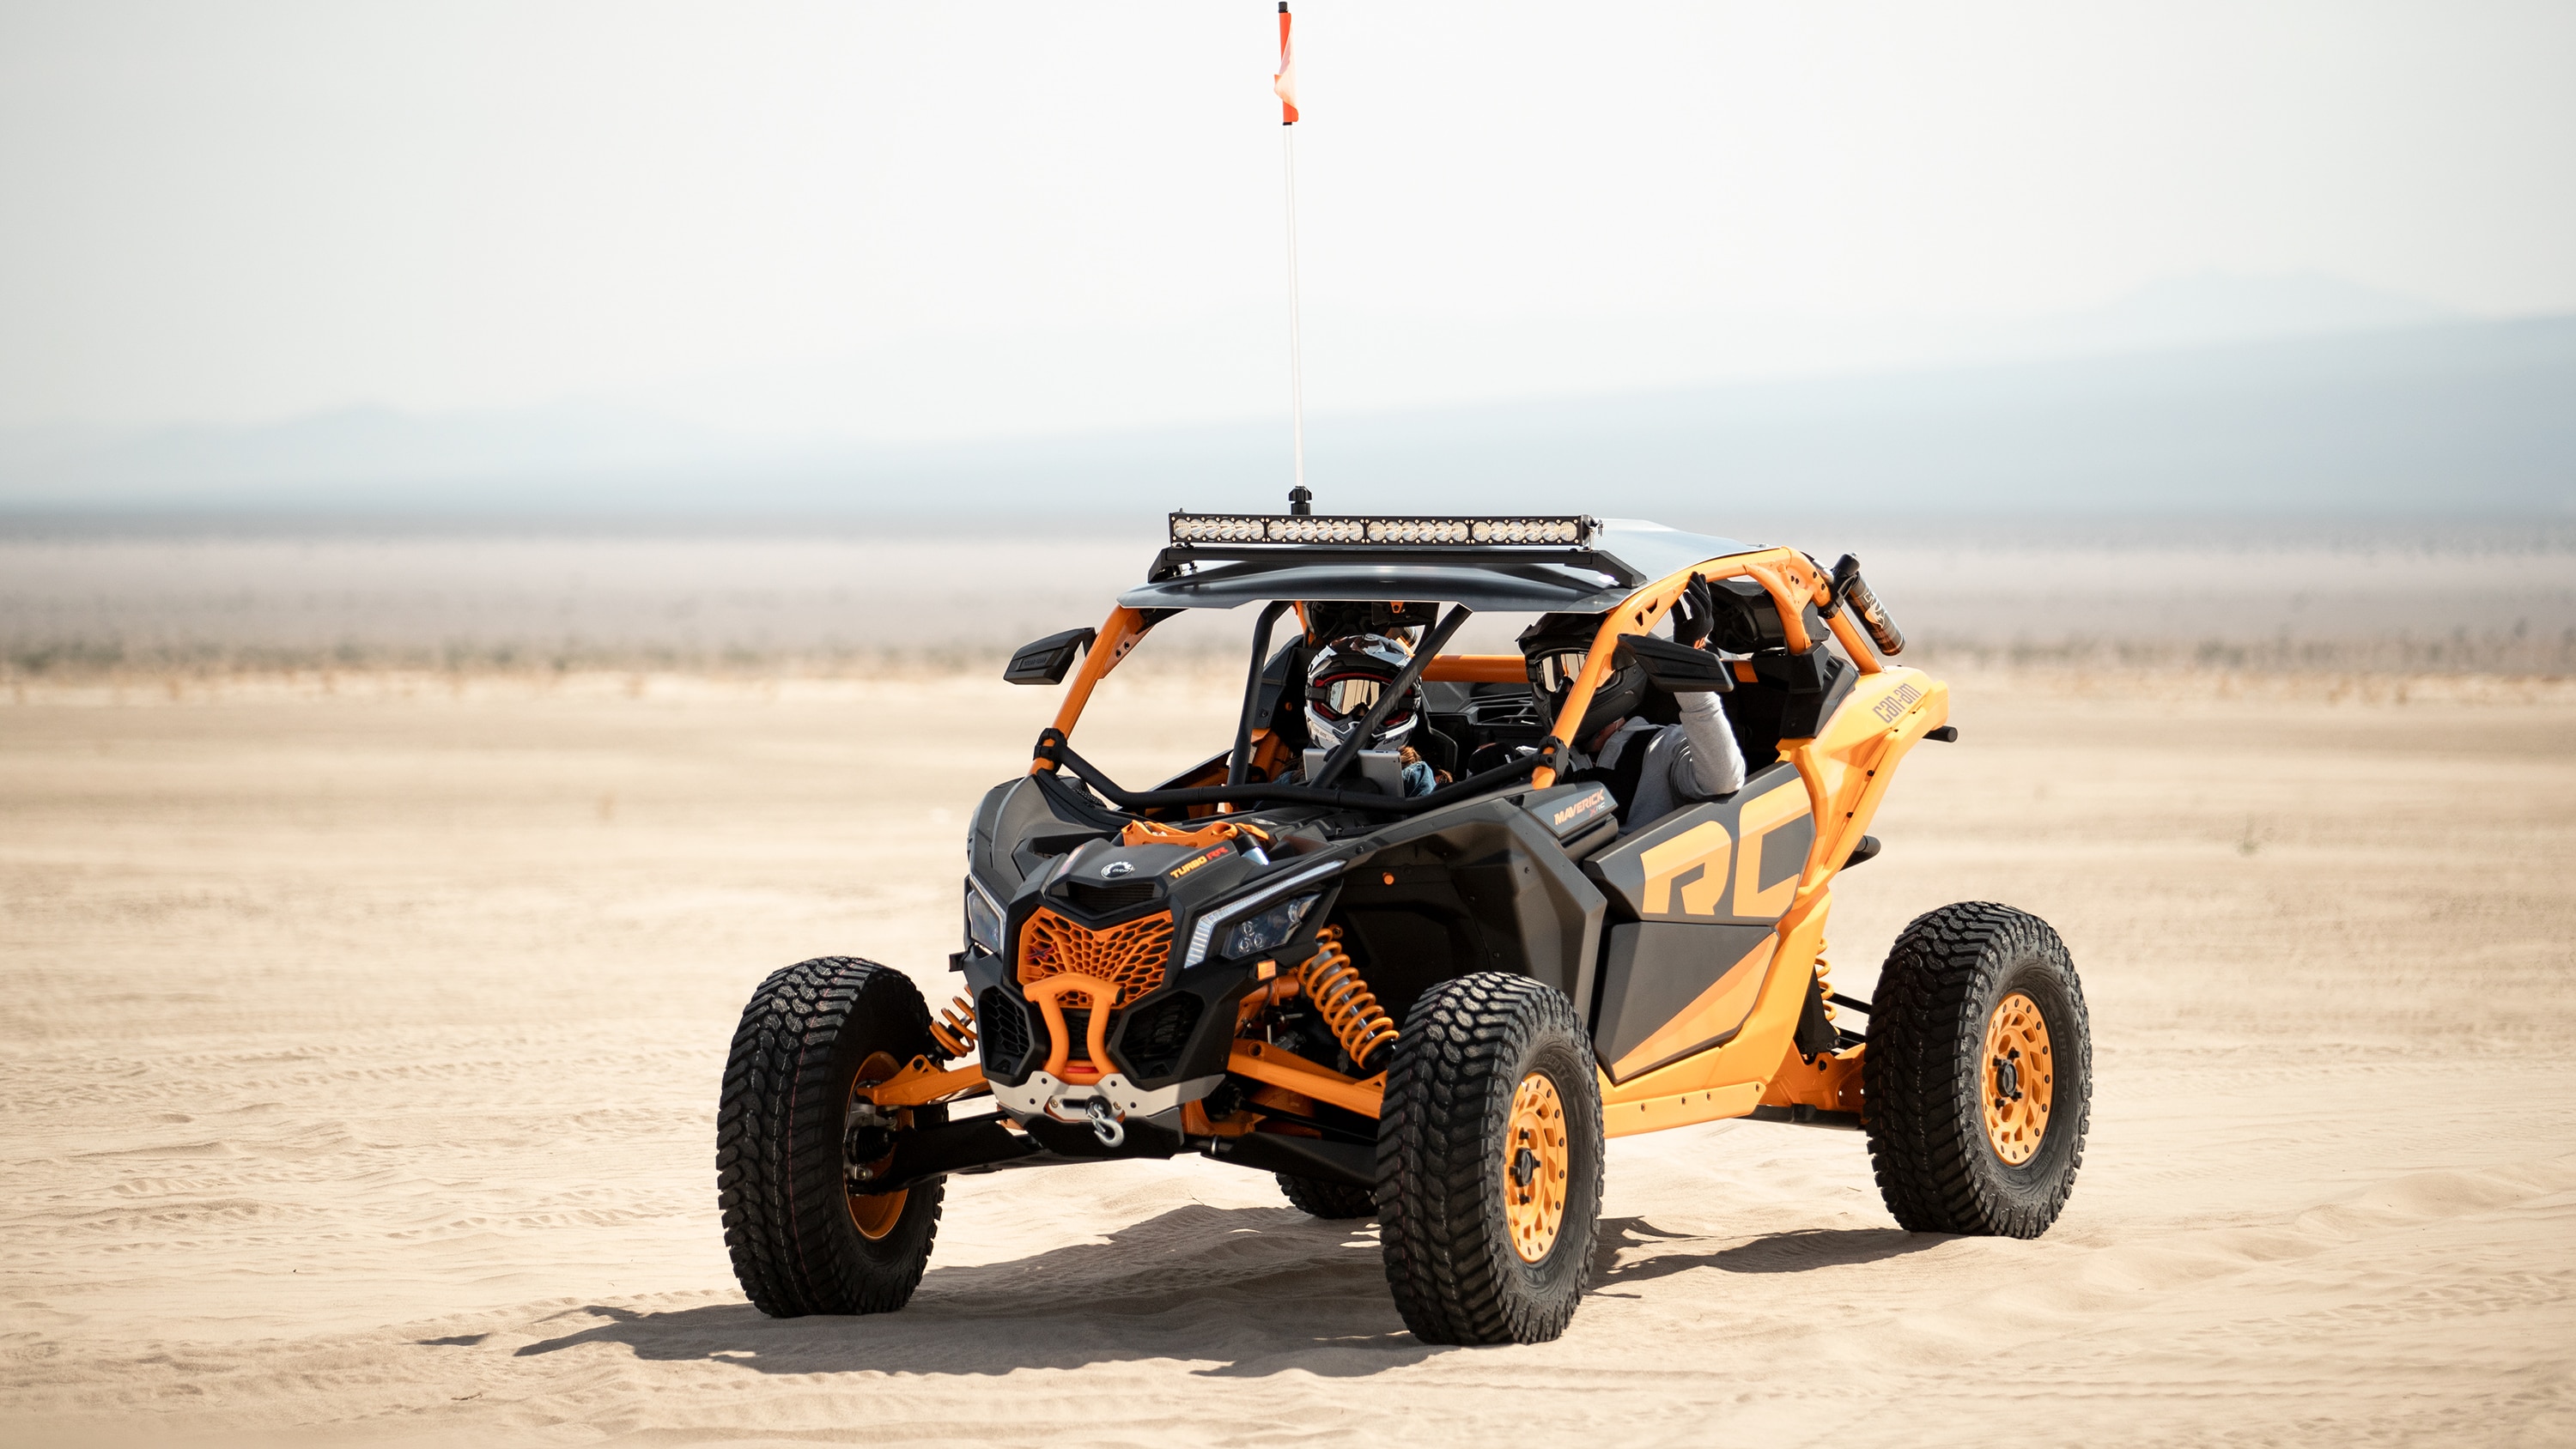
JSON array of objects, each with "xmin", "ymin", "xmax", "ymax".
[
  {"xmin": 1516, "ymin": 611, "xmax": 1645, "ymax": 744},
  {"xmin": 1304, "ymin": 634, "xmax": 1420, "ymax": 753}
]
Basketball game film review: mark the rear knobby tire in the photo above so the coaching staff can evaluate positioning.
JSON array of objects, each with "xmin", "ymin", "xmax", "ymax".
[
  {"xmin": 1863, "ymin": 902, "xmax": 2091, "ymax": 1237},
  {"xmin": 1277, "ymin": 1174, "xmax": 1376, "ymax": 1219},
  {"xmin": 717, "ymin": 956, "xmax": 946, "ymax": 1316},
  {"xmin": 1377, "ymin": 973, "xmax": 1605, "ymax": 1345}
]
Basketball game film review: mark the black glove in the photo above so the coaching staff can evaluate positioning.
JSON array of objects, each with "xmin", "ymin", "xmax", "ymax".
[{"xmin": 1670, "ymin": 573, "xmax": 1717, "ymax": 649}]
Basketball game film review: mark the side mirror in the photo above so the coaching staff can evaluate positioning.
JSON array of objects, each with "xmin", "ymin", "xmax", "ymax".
[
  {"xmin": 1615, "ymin": 634, "xmax": 1735, "ymax": 694},
  {"xmin": 1004, "ymin": 627, "xmax": 1097, "ymax": 686}
]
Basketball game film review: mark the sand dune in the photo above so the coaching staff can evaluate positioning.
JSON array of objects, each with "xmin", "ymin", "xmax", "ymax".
[{"xmin": 3, "ymin": 667, "xmax": 2573, "ymax": 1446}]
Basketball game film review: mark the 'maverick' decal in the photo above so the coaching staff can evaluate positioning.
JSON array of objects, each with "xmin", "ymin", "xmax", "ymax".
[{"xmin": 1582, "ymin": 765, "xmax": 1815, "ymax": 925}]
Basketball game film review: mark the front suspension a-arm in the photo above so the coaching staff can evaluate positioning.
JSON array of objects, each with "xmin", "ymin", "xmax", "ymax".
[{"xmin": 857, "ymin": 1054, "xmax": 989, "ymax": 1109}]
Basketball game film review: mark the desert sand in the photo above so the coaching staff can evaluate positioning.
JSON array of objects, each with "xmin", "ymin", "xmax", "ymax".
[{"xmin": 4, "ymin": 664, "xmax": 2573, "ymax": 1446}]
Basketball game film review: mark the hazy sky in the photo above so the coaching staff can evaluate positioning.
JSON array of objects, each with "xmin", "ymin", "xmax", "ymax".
[{"xmin": 3, "ymin": 1, "xmax": 2571, "ymax": 439}]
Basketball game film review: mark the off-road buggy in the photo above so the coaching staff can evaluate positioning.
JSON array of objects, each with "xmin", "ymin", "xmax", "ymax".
[{"xmin": 717, "ymin": 509, "xmax": 2091, "ymax": 1344}]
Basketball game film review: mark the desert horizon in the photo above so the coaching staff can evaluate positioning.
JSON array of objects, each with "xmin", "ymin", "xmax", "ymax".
[{"xmin": 6, "ymin": 518, "xmax": 2572, "ymax": 680}]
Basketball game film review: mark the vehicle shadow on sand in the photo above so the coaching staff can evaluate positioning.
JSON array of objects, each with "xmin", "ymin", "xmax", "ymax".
[
  {"xmin": 513, "ymin": 1204, "xmax": 1443, "ymax": 1378},
  {"xmin": 506, "ymin": 1207, "xmax": 1937, "ymax": 1376},
  {"xmin": 1589, "ymin": 1216, "xmax": 1943, "ymax": 1292}
]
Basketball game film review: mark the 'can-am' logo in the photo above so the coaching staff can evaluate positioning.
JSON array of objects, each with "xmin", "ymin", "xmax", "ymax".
[
  {"xmin": 1101, "ymin": 861, "xmax": 1135, "ymax": 878},
  {"xmin": 1871, "ymin": 682, "xmax": 1923, "ymax": 724}
]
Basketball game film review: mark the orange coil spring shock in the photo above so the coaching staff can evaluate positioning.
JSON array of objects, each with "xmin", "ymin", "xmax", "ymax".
[
  {"xmin": 1814, "ymin": 938, "xmax": 1835, "ymax": 1026},
  {"xmin": 928, "ymin": 995, "xmax": 978, "ymax": 1058},
  {"xmin": 1297, "ymin": 926, "xmax": 1400, "ymax": 1071}
]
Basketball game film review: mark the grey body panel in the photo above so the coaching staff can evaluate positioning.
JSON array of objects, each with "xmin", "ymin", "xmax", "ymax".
[
  {"xmin": 1319, "ymin": 799, "xmax": 1607, "ymax": 1031},
  {"xmin": 970, "ymin": 774, "xmax": 1115, "ymax": 898}
]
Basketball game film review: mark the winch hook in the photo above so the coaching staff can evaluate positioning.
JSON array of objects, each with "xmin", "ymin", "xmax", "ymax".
[{"xmin": 1084, "ymin": 1096, "xmax": 1126, "ymax": 1148}]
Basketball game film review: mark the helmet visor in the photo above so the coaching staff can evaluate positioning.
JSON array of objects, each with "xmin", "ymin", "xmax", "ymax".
[
  {"xmin": 1318, "ymin": 676, "xmax": 1383, "ymax": 718},
  {"xmin": 1310, "ymin": 674, "xmax": 1414, "ymax": 725},
  {"xmin": 1528, "ymin": 649, "xmax": 1591, "ymax": 696}
]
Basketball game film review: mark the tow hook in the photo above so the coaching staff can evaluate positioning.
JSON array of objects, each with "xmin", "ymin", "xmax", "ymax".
[{"xmin": 1084, "ymin": 1096, "xmax": 1127, "ymax": 1148}]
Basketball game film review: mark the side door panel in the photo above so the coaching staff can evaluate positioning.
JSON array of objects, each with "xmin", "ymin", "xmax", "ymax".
[
  {"xmin": 1580, "ymin": 762, "xmax": 1814, "ymax": 1081},
  {"xmin": 1591, "ymin": 923, "xmax": 1775, "ymax": 1081}
]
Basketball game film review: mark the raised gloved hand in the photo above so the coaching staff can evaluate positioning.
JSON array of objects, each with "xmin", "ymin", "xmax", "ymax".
[{"xmin": 1669, "ymin": 573, "xmax": 1718, "ymax": 650}]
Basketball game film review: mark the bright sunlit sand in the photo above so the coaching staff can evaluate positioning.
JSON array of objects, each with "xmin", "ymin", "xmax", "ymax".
[{"xmin": 4, "ymin": 665, "xmax": 2571, "ymax": 1446}]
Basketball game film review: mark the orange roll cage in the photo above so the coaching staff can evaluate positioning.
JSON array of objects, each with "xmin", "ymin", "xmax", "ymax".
[{"xmin": 980, "ymin": 542, "xmax": 1942, "ymax": 1136}]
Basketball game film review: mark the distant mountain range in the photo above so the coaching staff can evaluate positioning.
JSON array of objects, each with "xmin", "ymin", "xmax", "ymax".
[{"xmin": 3, "ymin": 312, "xmax": 2567, "ymax": 520}]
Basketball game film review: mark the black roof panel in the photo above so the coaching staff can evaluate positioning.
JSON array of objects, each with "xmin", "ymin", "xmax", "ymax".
[{"xmin": 1119, "ymin": 519, "xmax": 1765, "ymax": 614}]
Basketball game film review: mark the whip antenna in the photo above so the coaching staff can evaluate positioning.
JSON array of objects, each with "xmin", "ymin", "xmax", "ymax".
[{"xmin": 1274, "ymin": 3, "xmax": 1306, "ymax": 494}]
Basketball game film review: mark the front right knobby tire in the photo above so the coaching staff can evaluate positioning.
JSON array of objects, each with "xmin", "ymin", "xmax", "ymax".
[
  {"xmin": 717, "ymin": 956, "xmax": 946, "ymax": 1316},
  {"xmin": 1863, "ymin": 902, "xmax": 2092, "ymax": 1237},
  {"xmin": 1377, "ymin": 973, "xmax": 1605, "ymax": 1345}
]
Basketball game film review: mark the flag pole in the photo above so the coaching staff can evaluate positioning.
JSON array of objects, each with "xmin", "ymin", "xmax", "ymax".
[{"xmin": 1275, "ymin": 3, "xmax": 1306, "ymax": 498}]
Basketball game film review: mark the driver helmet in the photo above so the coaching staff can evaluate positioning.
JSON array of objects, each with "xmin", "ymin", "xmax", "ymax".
[{"xmin": 1304, "ymin": 633, "xmax": 1420, "ymax": 753}]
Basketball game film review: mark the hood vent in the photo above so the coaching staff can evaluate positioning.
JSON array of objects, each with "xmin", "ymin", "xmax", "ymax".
[{"xmin": 1063, "ymin": 879, "xmax": 1157, "ymax": 914}]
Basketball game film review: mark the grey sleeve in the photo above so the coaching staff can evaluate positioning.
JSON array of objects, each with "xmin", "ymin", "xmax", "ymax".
[{"xmin": 1671, "ymin": 690, "xmax": 1747, "ymax": 799}]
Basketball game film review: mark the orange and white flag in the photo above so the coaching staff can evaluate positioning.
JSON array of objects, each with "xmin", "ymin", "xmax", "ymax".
[{"xmin": 1273, "ymin": 3, "xmax": 1299, "ymax": 124}]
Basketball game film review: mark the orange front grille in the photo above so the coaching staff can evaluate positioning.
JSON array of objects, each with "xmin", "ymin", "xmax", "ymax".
[{"xmin": 1017, "ymin": 907, "xmax": 1174, "ymax": 1006}]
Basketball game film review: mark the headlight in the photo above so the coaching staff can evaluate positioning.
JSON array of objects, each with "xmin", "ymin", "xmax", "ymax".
[
  {"xmin": 1225, "ymin": 893, "xmax": 1318, "ymax": 960},
  {"xmin": 963, "ymin": 877, "xmax": 1004, "ymax": 955},
  {"xmin": 1181, "ymin": 859, "xmax": 1345, "ymax": 968}
]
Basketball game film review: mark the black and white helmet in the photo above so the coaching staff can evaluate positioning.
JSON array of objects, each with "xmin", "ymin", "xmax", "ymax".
[
  {"xmin": 1303, "ymin": 633, "xmax": 1419, "ymax": 753},
  {"xmin": 1517, "ymin": 610, "xmax": 1644, "ymax": 743}
]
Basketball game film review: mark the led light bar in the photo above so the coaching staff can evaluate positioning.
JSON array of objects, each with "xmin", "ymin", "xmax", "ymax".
[{"xmin": 1170, "ymin": 512, "xmax": 1595, "ymax": 546}]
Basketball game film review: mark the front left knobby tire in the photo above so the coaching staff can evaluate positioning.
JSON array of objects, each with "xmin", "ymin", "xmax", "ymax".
[
  {"xmin": 1376, "ymin": 973, "xmax": 1606, "ymax": 1345},
  {"xmin": 717, "ymin": 956, "xmax": 947, "ymax": 1316}
]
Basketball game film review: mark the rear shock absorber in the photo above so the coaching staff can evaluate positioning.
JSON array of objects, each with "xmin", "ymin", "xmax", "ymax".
[
  {"xmin": 1829, "ymin": 554, "xmax": 1906, "ymax": 658},
  {"xmin": 928, "ymin": 994, "xmax": 978, "ymax": 1058},
  {"xmin": 1297, "ymin": 925, "xmax": 1400, "ymax": 1073}
]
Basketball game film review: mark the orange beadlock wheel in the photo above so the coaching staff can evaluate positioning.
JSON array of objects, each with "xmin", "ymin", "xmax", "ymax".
[
  {"xmin": 1980, "ymin": 992, "xmax": 2054, "ymax": 1166},
  {"xmin": 846, "ymin": 1050, "xmax": 910, "ymax": 1240},
  {"xmin": 1503, "ymin": 1071, "xmax": 1571, "ymax": 1263}
]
